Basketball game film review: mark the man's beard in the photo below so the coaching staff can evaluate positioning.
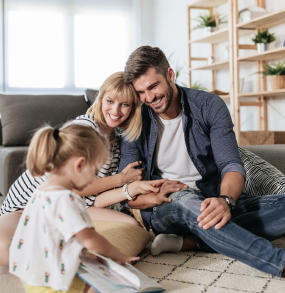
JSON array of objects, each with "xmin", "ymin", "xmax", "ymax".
[{"xmin": 157, "ymin": 81, "xmax": 174, "ymax": 114}]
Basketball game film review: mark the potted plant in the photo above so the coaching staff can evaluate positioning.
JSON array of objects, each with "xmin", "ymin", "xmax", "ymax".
[
  {"xmin": 263, "ymin": 62, "xmax": 285, "ymax": 90},
  {"xmin": 252, "ymin": 29, "xmax": 275, "ymax": 53},
  {"xmin": 193, "ymin": 14, "xmax": 225, "ymax": 33},
  {"xmin": 191, "ymin": 81, "xmax": 208, "ymax": 91}
]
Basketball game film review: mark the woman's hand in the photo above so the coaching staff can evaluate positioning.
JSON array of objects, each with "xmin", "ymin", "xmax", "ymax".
[
  {"xmin": 154, "ymin": 180, "xmax": 189, "ymax": 205},
  {"xmin": 127, "ymin": 179, "xmax": 188, "ymax": 209},
  {"xmin": 159, "ymin": 180, "xmax": 189, "ymax": 195},
  {"xmin": 116, "ymin": 254, "xmax": 140, "ymax": 265},
  {"xmin": 120, "ymin": 161, "xmax": 144, "ymax": 185},
  {"xmin": 128, "ymin": 179, "xmax": 167, "ymax": 197}
]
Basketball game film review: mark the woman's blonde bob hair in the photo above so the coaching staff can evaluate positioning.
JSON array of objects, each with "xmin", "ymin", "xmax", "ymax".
[
  {"xmin": 26, "ymin": 123, "xmax": 108, "ymax": 177},
  {"xmin": 87, "ymin": 72, "xmax": 141, "ymax": 141}
]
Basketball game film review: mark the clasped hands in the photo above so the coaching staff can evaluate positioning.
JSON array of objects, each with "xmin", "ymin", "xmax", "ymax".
[{"xmin": 121, "ymin": 162, "xmax": 231, "ymax": 230}]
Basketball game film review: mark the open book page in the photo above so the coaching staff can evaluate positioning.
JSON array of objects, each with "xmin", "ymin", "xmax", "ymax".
[{"xmin": 77, "ymin": 252, "xmax": 164, "ymax": 292}]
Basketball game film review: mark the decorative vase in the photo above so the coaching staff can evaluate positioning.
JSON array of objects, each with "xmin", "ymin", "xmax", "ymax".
[
  {"xmin": 269, "ymin": 75, "xmax": 285, "ymax": 90},
  {"xmin": 257, "ymin": 43, "xmax": 268, "ymax": 53}
]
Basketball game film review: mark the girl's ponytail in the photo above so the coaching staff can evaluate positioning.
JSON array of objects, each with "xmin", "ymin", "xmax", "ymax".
[
  {"xmin": 26, "ymin": 126, "xmax": 59, "ymax": 176},
  {"xmin": 26, "ymin": 123, "xmax": 108, "ymax": 177}
]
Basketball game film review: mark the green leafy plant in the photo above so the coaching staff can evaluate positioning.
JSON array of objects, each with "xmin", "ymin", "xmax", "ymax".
[
  {"xmin": 191, "ymin": 81, "xmax": 208, "ymax": 91},
  {"xmin": 263, "ymin": 62, "xmax": 285, "ymax": 75},
  {"xmin": 252, "ymin": 29, "xmax": 275, "ymax": 44},
  {"xmin": 193, "ymin": 14, "xmax": 226, "ymax": 30}
]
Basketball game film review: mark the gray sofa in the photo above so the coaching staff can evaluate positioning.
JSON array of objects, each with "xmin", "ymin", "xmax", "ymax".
[
  {"xmin": 243, "ymin": 144, "xmax": 285, "ymax": 174},
  {"xmin": 0, "ymin": 93, "xmax": 96, "ymax": 203},
  {"xmin": 0, "ymin": 93, "xmax": 284, "ymax": 206}
]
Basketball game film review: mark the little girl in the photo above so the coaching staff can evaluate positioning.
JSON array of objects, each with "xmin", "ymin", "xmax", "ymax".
[{"xmin": 9, "ymin": 123, "xmax": 140, "ymax": 293}]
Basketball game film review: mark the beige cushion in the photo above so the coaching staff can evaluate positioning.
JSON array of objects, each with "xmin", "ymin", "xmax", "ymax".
[{"xmin": 93, "ymin": 221, "xmax": 151, "ymax": 256}]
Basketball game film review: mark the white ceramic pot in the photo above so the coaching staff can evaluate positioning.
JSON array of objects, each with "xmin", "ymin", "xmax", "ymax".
[
  {"xmin": 205, "ymin": 27, "xmax": 215, "ymax": 33},
  {"xmin": 257, "ymin": 43, "xmax": 268, "ymax": 53}
]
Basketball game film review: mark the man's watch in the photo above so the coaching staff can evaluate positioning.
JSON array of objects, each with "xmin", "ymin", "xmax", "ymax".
[{"xmin": 219, "ymin": 195, "xmax": 236, "ymax": 210}]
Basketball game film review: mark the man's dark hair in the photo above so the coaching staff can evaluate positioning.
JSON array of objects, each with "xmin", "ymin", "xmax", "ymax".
[{"xmin": 124, "ymin": 46, "xmax": 170, "ymax": 83}]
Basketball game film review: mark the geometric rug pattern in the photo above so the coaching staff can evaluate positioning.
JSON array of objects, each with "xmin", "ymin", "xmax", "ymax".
[
  {"xmin": 1, "ymin": 238, "xmax": 285, "ymax": 292},
  {"xmin": 135, "ymin": 237, "xmax": 285, "ymax": 293}
]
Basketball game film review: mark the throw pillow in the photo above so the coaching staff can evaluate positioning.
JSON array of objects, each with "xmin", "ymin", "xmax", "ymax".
[
  {"xmin": 93, "ymin": 221, "xmax": 151, "ymax": 256},
  {"xmin": 239, "ymin": 147, "xmax": 285, "ymax": 196}
]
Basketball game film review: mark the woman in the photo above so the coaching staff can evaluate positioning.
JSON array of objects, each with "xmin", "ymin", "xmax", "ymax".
[{"xmin": 0, "ymin": 72, "xmax": 162, "ymax": 267}]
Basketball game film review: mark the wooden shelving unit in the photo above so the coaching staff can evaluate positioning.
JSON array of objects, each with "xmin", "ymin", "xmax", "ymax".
[
  {"xmin": 189, "ymin": 0, "xmax": 228, "ymax": 8},
  {"xmin": 239, "ymin": 89, "xmax": 285, "ymax": 98},
  {"xmin": 238, "ymin": 47, "xmax": 285, "ymax": 62},
  {"xmin": 187, "ymin": 0, "xmax": 285, "ymax": 145},
  {"xmin": 191, "ymin": 60, "xmax": 229, "ymax": 71},
  {"xmin": 232, "ymin": 1, "xmax": 285, "ymax": 145},
  {"xmin": 187, "ymin": 0, "xmax": 230, "ymax": 95},
  {"xmin": 190, "ymin": 28, "xmax": 229, "ymax": 44},
  {"xmin": 237, "ymin": 9, "xmax": 285, "ymax": 30}
]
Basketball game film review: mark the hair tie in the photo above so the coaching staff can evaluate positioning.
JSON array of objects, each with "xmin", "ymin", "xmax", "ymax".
[{"xmin": 53, "ymin": 128, "xmax": 59, "ymax": 140}]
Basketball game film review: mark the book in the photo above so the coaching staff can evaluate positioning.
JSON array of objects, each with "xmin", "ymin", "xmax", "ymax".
[{"xmin": 77, "ymin": 252, "xmax": 165, "ymax": 293}]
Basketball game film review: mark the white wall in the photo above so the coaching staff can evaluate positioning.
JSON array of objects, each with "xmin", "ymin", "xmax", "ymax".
[{"xmin": 140, "ymin": 0, "xmax": 285, "ymax": 131}]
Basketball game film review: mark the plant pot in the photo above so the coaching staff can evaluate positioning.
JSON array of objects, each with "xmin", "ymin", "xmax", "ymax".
[
  {"xmin": 205, "ymin": 27, "xmax": 215, "ymax": 33},
  {"xmin": 257, "ymin": 43, "xmax": 268, "ymax": 53},
  {"xmin": 269, "ymin": 75, "xmax": 285, "ymax": 90}
]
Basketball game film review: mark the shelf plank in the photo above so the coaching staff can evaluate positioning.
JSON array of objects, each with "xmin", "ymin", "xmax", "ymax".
[
  {"xmin": 237, "ymin": 9, "xmax": 285, "ymax": 30},
  {"xmin": 190, "ymin": 60, "xmax": 229, "ymax": 70},
  {"xmin": 239, "ymin": 131, "xmax": 285, "ymax": 146},
  {"xmin": 239, "ymin": 89, "xmax": 285, "ymax": 98},
  {"xmin": 190, "ymin": 28, "xmax": 228, "ymax": 44},
  {"xmin": 220, "ymin": 94, "xmax": 230, "ymax": 100},
  {"xmin": 238, "ymin": 47, "xmax": 285, "ymax": 62},
  {"xmin": 188, "ymin": 0, "xmax": 227, "ymax": 8}
]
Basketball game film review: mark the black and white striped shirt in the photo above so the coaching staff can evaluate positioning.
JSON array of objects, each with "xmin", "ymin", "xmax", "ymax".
[{"xmin": 0, "ymin": 114, "xmax": 121, "ymax": 216}]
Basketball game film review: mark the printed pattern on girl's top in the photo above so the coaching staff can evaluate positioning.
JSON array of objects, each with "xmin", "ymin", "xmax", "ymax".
[{"xmin": 9, "ymin": 189, "xmax": 93, "ymax": 291}]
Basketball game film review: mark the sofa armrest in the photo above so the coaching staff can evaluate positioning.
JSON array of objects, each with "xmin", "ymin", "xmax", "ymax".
[
  {"xmin": 243, "ymin": 145, "xmax": 285, "ymax": 174},
  {"xmin": 0, "ymin": 146, "xmax": 28, "ymax": 199}
]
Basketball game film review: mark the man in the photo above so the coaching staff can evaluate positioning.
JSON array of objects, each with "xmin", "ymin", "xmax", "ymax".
[{"xmin": 119, "ymin": 45, "xmax": 285, "ymax": 277}]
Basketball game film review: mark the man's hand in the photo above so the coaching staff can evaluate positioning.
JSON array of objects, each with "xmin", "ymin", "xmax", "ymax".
[
  {"xmin": 197, "ymin": 197, "xmax": 231, "ymax": 230},
  {"xmin": 120, "ymin": 161, "xmax": 144, "ymax": 184}
]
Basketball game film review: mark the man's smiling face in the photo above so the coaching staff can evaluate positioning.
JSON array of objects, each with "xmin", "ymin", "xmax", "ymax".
[{"xmin": 133, "ymin": 67, "xmax": 174, "ymax": 115}]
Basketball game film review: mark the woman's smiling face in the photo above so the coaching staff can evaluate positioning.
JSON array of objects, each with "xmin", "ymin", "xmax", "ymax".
[{"xmin": 101, "ymin": 93, "xmax": 132, "ymax": 129}]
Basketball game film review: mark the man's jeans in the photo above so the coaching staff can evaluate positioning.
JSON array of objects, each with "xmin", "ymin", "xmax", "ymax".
[{"xmin": 150, "ymin": 189, "xmax": 285, "ymax": 276}]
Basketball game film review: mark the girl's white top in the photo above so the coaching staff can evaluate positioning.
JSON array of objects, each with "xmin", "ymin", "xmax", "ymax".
[{"xmin": 9, "ymin": 188, "xmax": 93, "ymax": 291}]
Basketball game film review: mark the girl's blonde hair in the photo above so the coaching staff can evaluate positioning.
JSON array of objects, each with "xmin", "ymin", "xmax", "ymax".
[
  {"xmin": 87, "ymin": 72, "xmax": 142, "ymax": 141},
  {"xmin": 26, "ymin": 123, "xmax": 108, "ymax": 177}
]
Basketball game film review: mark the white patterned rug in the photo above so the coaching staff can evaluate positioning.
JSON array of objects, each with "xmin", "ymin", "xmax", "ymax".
[
  {"xmin": 1, "ymin": 238, "xmax": 285, "ymax": 293},
  {"xmin": 135, "ymin": 238, "xmax": 285, "ymax": 293}
]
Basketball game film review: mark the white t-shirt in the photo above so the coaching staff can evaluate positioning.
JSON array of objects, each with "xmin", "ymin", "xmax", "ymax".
[
  {"xmin": 9, "ymin": 188, "xmax": 93, "ymax": 291},
  {"xmin": 155, "ymin": 113, "xmax": 202, "ymax": 189}
]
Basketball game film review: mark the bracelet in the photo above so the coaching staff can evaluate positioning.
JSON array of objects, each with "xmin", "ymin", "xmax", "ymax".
[{"xmin": 123, "ymin": 184, "xmax": 133, "ymax": 200}]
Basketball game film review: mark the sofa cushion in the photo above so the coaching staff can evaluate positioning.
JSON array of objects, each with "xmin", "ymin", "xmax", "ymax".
[
  {"xmin": 239, "ymin": 147, "xmax": 285, "ymax": 196},
  {"xmin": 0, "ymin": 94, "xmax": 89, "ymax": 146},
  {"xmin": 85, "ymin": 89, "xmax": 99, "ymax": 106},
  {"xmin": 93, "ymin": 221, "xmax": 151, "ymax": 256}
]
